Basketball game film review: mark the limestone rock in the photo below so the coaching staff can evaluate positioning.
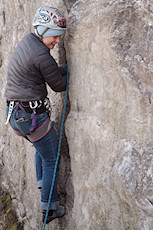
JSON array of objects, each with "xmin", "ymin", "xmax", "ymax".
[
  {"xmin": 0, "ymin": 0, "xmax": 73, "ymax": 229},
  {"xmin": 0, "ymin": 0, "xmax": 153, "ymax": 229},
  {"xmin": 65, "ymin": 0, "xmax": 153, "ymax": 229}
]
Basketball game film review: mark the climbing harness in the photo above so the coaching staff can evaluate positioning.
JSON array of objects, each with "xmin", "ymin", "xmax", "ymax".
[
  {"xmin": 43, "ymin": 66, "xmax": 69, "ymax": 230},
  {"xmin": 5, "ymin": 98, "xmax": 52, "ymax": 140},
  {"xmin": 6, "ymin": 99, "xmax": 50, "ymax": 118}
]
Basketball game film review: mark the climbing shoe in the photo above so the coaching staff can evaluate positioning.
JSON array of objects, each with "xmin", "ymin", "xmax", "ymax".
[{"xmin": 42, "ymin": 206, "xmax": 65, "ymax": 224}]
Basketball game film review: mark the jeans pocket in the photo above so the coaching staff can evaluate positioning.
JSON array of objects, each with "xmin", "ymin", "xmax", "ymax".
[
  {"xmin": 16, "ymin": 109, "xmax": 32, "ymax": 123},
  {"xmin": 11, "ymin": 110, "xmax": 32, "ymax": 135}
]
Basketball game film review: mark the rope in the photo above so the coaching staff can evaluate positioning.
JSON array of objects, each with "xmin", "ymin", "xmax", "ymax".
[{"xmin": 43, "ymin": 66, "xmax": 69, "ymax": 230}]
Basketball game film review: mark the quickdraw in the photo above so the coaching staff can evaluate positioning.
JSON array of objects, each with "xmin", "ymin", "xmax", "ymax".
[{"xmin": 5, "ymin": 101, "xmax": 15, "ymax": 125}]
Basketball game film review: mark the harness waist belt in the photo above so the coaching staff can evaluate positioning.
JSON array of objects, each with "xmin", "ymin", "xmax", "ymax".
[{"xmin": 7, "ymin": 100, "xmax": 46, "ymax": 114}]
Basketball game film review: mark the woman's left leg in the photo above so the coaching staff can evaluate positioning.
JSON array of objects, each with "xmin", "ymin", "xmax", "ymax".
[
  {"xmin": 32, "ymin": 125, "xmax": 58, "ymax": 211},
  {"xmin": 35, "ymin": 150, "xmax": 43, "ymax": 189}
]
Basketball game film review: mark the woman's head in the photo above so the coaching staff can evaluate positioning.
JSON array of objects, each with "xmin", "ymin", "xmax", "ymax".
[
  {"xmin": 32, "ymin": 6, "xmax": 66, "ymax": 46},
  {"xmin": 42, "ymin": 35, "xmax": 61, "ymax": 49}
]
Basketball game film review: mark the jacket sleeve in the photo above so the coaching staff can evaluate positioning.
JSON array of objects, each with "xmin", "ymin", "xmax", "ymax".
[
  {"xmin": 37, "ymin": 52, "xmax": 67, "ymax": 92},
  {"xmin": 58, "ymin": 64, "xmax": 67, "ymax": 76}
]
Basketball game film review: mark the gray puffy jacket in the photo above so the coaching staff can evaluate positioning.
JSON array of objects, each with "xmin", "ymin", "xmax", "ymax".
[{"xmin": 5, "ymin": 33, "xmax": 67, "ymax": 101}]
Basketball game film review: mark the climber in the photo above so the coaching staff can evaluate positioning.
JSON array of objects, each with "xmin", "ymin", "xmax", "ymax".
[{"xmin": 5, "ymin": 6, "xmax": 67, "ymax": 224}]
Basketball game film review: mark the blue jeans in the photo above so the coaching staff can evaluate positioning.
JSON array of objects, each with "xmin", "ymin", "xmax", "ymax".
[{"xmin": 7, "ymin": 107, "xmax": 58, "ymax": 210}]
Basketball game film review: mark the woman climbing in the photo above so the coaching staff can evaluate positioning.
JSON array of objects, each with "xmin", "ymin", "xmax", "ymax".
[{"xmin": 5, "ymin": 6, "xmax": 67, "ymax": 224}]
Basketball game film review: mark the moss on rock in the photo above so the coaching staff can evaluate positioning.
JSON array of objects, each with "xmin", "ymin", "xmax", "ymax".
[{"xmin": 0, "ymin": 187, "xmax": 24, "ymax": 230}]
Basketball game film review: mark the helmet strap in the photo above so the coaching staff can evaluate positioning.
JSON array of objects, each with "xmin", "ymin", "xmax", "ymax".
[{"xmin": 34, "ymin": 26, "xmax": 49, "ymax": 41}]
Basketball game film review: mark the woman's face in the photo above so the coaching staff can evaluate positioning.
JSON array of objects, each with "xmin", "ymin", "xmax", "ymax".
[{"xmin": 42, "ymin": 36, "xmax": 62, "ymax": 49}]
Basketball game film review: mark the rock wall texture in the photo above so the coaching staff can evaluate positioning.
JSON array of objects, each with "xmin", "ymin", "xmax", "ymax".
[
  {"xmin": 65, "ymin": 0, "xmax": 153, "ymax": 229},
  {"xmin": 0, "ymin": 0, "xmax": 153, "ymax": 230},
  {"xmin": 0, "ymin": 0, "xmax": 74, "ymax": 229}
]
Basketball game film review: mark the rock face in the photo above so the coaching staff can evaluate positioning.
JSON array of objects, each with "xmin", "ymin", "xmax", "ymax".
[
  {"xmin": 0, "ymin": 0, "xmax": 74, "ymax": 229},
  {"xmin": 65, "ymin": 0, "xmax": 153, "ymax": 229},
  {"xmin": 0, "ymin": 0, "xmax": 153, "ymax": 229}
]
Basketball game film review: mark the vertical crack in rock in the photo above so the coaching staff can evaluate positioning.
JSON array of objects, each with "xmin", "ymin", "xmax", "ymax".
[
  {"xmin": 0, "ymin": 35, "xmax": 2, "ymax": 68},
  {"xmin": 2, "ymin": 11, "xmax": 5, "ymax": 26},
  {"xmin": 63, "ymin": 0, "xmax": 76, "ymax": 12},
  {"xmin": 147, "ymin": 198, "xmax": 153, "ymax": 206}
]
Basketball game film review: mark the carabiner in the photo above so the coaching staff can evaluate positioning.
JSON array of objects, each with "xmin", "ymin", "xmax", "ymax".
[{"xmin": 29, "ymin": 101, "xmax": 38, "ymax": 109}]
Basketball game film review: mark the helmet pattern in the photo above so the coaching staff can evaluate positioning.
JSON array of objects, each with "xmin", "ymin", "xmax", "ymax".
[{"xmin": 32, "ymin": 6, "xmax": 66, "ymax": 30}]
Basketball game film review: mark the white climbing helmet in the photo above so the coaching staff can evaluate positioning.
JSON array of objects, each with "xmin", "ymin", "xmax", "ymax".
[{"xmin": 32, "ymin": 6, "xmax": 66, "ymax": 38}]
